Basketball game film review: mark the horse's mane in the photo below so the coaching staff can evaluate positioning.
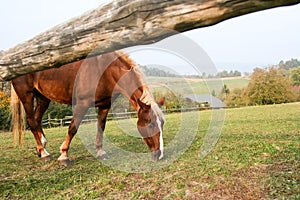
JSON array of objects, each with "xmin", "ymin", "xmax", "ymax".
[
  {"xmin": 116, "ymin": 50, "xmax": 137, "ymax": 69},
  {"xmin": 116, "ymin": 50, "xmax": 147, "ymax": 86},
  {"xmin": 116, "ymin": 51, "xmax": 164, "ymax": 119}
]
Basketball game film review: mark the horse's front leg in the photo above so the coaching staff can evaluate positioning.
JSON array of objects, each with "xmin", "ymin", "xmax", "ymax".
[
  {"xmin": 58, "ymin": 103, "xmax": 88, "ymax": 167},
  {"xmin": 95, "ymin": 108, "xmax": 110, "ymax": 160}
]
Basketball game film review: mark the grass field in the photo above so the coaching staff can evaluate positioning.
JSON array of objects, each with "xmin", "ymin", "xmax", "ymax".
[
  {"xmin": 146, "ymin": 76, "xmax": 249, "ymax": 95},
  {"xmin": 0, "ymin": 103, "xmax": 299, "ymax": 199}
]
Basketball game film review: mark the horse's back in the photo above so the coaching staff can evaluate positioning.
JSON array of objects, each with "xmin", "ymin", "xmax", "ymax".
[
  {"xmin": 12, "ymin": 59, "xmax": 84, "ymax": 104},
  {"xmin": 12, "ymin": 52, "xmax": 133, "ymax": 105},
  {"xmin": 33, "ymin": 61, "xmax": 83, "ymax": 104}
]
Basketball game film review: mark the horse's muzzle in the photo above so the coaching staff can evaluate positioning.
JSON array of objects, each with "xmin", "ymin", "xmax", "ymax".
[{"xmin": 151, "ymin": 150, "xmax": 162, "ymax": 161}]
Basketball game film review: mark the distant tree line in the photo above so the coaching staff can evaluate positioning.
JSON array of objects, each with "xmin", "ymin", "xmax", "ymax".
[
  {"xmin": 140, "ymin": 65, "xmax": 242, "ymax": 78},
  {"xmin": 208, "ymin": 70, "xmax": 242, "ymax": 78},
  {"xmin": 278, "ymin": 58, "xmax": 300, "ymax": 70},
  {"xmin": 140, "ymin": 65, "xmax": 178, "ymax": 77}
]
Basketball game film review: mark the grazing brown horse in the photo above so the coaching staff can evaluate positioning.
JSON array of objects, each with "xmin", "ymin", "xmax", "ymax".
[{"xmin": 11, "ymin": 51, "xmax": 165, "ymax": 166}]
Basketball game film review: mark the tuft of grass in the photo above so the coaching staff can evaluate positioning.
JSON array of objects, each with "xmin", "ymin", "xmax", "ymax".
[{"xmin": 0, "ymin": 103, "xmax": 299, "ymax": 199}]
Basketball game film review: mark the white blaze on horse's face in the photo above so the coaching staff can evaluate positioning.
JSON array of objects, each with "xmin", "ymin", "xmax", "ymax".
[{"xmin": 156, "ymin": 115, "xmax": 164, "ymax": 160}]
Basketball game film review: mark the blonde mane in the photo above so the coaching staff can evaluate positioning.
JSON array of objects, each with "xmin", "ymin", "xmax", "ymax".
[
  {"xmin": 116, "ymin": 50, "xmax": 138, "ymax": 70},
  {"xmin": 116, "ymin": 51, "xmax": 164, "ymax": 120}
]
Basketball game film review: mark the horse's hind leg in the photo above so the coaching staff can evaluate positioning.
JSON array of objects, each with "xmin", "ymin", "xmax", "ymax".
[
  {"xmin": 12, "ymin": 81, "xmax": 51, "ymax": 160},
  {"xmin": 34, "ymin": 95, "xmax": 51, "ymax": 157},
  {"xmin": 22, "ymin": 95, "xmax": 51, "ymax": 159},
  {"xmin": 95, "ymin": 108, "xmax": 110, "ymax": 160}
]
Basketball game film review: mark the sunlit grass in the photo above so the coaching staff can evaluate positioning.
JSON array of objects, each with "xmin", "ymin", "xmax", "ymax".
[{"xmin": 0, "ymin": 103, "xmax": 299, "ymax": 199}]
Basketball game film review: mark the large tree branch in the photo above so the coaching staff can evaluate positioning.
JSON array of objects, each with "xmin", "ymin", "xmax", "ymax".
[{"xmin": 1, "ymin": 0, "xmax": 300, "ymax": 81}]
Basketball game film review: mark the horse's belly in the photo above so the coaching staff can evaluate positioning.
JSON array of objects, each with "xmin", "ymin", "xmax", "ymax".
[{"xmin": 34, "ymin": 81, "xmax": 73, "ymax": 105}]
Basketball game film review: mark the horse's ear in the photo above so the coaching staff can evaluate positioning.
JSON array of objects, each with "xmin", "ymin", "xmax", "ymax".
[
  {"xmin": 157, "ymin": 97, "xmax": 165, "ymax": 108},
  {"xmin": 137, "ymin": 98, "xmax": 151, "ymax": 111}
]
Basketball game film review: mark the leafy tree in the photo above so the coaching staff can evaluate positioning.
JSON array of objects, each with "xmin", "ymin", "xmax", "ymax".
[
  {"xmin": 162, "ymin": 91, "xmax": 183, "ymax": 110},
  {"xmin": 215, "ymin": 70, "xmax": 242, "ymax": 78},
  {"xmin": 217, "ymin": 70, "xmax": 229, "ymax": 78},
  {"xmin": 233, "ymin": 70, "xmax": 242, "ymax": 77},
  {"xmin": 0, "ymin": 81, "xmax": 10, "ymax": 94},
  {"xmin": 44, "ymin": 102, "xmax": 72, "ymax": 120},
  {"xmin": 221, "ymin": 84, "xmax": 230, "ymax": 95},
  {"xmin": 152, "ymin": 90, "xmax": 197, "ymax": 111},
  {"xmin": 290, "ymin": 86, "xmax": 300, "ymax": 101},
  {"xmin": 225, "ymin": 88, "xmax": 246, "ymax": 107},
  {"xmin": 141, "ymin": 65, "xmax": 177, "ymax": 77},
  {"xmin": 245, "ymin": 67, "xmax": 295, "ymax": 105},
  {"xmin": 290, "ymin": 66, "xmax": 300, "ymax": 86},
  {"xmin": 0, "ymin": 90, "xmax": 11, "ymax": 130},
  {"xmin": 218, "ymin": 84, "xmax": 230, "ymax": 103},
  {"xmin": 211, "ymin": 90, "xmax": 216, "ymax": 97},
  {"xmin": 278, "ymin": 58, "xmax": 300, "ymax": 70}
]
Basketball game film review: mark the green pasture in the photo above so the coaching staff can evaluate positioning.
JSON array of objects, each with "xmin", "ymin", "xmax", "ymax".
[
  {"xmin": 146, "ymin": 76, "xmax": 249, "ymax": 95},
  {"xmin": 0, "ymin": 103, "xmax": 299, "ymax": 199}
]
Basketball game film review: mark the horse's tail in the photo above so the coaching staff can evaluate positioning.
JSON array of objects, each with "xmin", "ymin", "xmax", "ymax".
[{"xmin": 10, "ymin": 82, "xmax": 25, "ymax": 147}]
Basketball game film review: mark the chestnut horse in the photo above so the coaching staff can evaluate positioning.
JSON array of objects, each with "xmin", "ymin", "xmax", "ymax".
[{"xmin": 11, "ymin": 52, "xmax": 165, "ymax": 166}]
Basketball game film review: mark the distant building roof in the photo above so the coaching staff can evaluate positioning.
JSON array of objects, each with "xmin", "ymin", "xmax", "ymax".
[{"xmin": 185, "ymin": 94, "xmax": 226, "ymax": 108}]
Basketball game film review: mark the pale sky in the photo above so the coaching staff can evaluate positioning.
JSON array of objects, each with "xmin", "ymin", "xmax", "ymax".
[{"xmin": 1, "ymin": 1, "xmax": 299, "ymax": 74}]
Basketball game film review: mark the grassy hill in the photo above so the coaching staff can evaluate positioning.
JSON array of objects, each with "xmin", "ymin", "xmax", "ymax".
[
  {"xmin": 146, "ymin": 76, "xmax": 249, "ymax": 95},
  {"xmin": 0, "ymin": 103, "xmax": 299, "ymax": 199}
]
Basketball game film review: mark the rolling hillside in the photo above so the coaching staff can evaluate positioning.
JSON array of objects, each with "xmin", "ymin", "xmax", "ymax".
[{"xmin": 146, "ymin": 76, "xmax": 249, "ymax": 95}]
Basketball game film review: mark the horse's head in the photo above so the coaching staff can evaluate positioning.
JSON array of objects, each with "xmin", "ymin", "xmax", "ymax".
[
  {"xmin": 108, "ymin": 53, "xmax": 165, "ymax": 160},
  {"xmin": 137, "ymin": 96, "xmax": 165, "ymax": 161}
]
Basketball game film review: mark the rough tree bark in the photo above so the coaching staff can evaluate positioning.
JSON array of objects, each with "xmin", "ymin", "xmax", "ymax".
[{"xmin": 1, "ymin": 0, "xmax": 300, "ymax": 81}]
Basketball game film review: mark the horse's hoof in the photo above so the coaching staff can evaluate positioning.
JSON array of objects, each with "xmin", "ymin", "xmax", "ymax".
[
  {"xmin": 41, "ymin": 155, "xmax": 52, "ymax": 162},
  {"xmin": 96, "ymin": 150, "xmax": 110, "ymax": 160},
  {"xmin": 58, "ymin": 159, "xmax": 72, "ymax": 167},
  {"xmin": 97, "ymin": 153, "xmax": 110, "ymax": 160}
]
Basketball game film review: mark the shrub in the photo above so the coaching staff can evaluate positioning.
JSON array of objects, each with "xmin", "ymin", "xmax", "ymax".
[
  {"xmin": 245, "ymin": 67, "xmax": 295, "ymax": 105},
  {"xmin": 225, "ymin": 88, "xmax": 247, "ymax": 107},
  {"xmin": 290, "ymin": 66, "xmax": 300, "ymax": 86},
  {"xmin": 0, "ymin": 90, "xmax": 11, "ymax": 130},
  {"xmin": 44, "ymin": 102, "xmax": 72, "ymax": 120}
]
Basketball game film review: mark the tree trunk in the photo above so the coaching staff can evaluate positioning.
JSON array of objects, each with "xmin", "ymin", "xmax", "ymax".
[{"xmin": 1, "ymin": 0, "xmax": 300, "ymax": 81}]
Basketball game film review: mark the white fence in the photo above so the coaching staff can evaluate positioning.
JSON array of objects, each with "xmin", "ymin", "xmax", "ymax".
[
  {"xmin": 42, "ymin": 111, "xmax": 137, "ymax": 128},
  {"xmin": 42, "ymin": 106, "xmax": 225, "ymax": 128}
]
